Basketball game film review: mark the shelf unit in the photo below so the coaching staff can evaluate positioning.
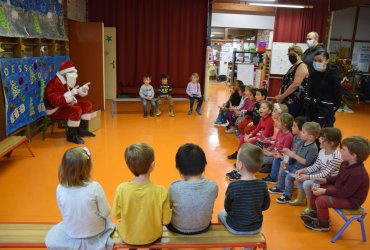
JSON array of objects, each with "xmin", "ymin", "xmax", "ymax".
[{"xmin": 230, "ymin": 51, "xmax": 265, "ymax": 87}]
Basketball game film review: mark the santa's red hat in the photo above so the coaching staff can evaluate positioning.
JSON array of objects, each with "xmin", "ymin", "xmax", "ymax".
[{"xmin": 58, "ymin": 61, "xmax": 77, "ymax": 75}]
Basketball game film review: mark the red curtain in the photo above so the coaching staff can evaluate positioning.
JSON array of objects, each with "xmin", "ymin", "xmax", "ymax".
[
  {"xmin": 88, "ymin": 0, "xmax": 208, "ymax": 96},
  {"xmin": 269, "ymin": 0, "xmax": 330, "ymax": 96}
]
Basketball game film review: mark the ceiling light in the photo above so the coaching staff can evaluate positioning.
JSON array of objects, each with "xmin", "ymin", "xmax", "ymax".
[{"xmin": 249, "ymin": 3, "xmax": 313, "ymax": 8}]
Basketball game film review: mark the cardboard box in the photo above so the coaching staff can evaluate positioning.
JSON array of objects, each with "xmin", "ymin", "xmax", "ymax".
[{"xmin": 88, "ymin": 110, "xmax": 101, "ymax": 132}]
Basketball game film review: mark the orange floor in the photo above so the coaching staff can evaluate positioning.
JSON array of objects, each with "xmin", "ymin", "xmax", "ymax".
[{"xmin": 0, "ymin": 83, "xmax": 369, "ymax": 250}]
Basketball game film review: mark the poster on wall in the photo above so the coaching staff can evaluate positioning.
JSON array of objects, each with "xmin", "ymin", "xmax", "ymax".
[
  {"xmin": 0, "ymin": 56, "xmax": 69, "ymax": 135},
  {"xmin": 0, "ymin": 0, "xmax": 66, "ymax": 40}
]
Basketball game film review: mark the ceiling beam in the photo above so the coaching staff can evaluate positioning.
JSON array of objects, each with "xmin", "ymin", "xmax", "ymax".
[
  {"xmin": 212, "ymin": 3, "xmax": 276, "ymax": 15},
  {"xmin": 330, "ymin": 0, "xmax": 370, "ymax": 11}
]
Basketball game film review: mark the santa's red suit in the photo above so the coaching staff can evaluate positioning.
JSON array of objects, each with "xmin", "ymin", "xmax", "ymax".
[{"xmin": 44, "ymin": 62, "xmax": 92, "ymax": 128}]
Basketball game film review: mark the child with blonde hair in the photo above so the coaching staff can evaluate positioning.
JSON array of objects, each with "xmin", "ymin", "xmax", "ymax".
[
  {"xmin": 45, "ymin": 147, "xmax": 115, "ymax": 250},
  {"xmin": 112, "ymin": 143, "xmax": 172, "ymax": 245},
  {"xmin": 139, "ymin": 75, "xmax": 156, "ymax": 117},
  {"xmin": 186, "ymin": 73, "xmax": 203, "ymax": 115}
]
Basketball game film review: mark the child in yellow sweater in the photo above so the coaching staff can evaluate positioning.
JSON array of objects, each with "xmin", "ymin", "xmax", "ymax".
[{"xmin": 112, "ymin": 143, "xmax": 172, "ymax": 245}]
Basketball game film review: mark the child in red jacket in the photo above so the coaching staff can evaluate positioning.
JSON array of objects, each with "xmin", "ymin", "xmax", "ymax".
[{"xmin": 301, "ymin": 136, "xmax": 370, "ymax": 231}]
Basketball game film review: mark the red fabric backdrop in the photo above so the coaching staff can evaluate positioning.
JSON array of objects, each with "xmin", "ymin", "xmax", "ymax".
[
  {"xmin": 269, "ymin": 0, "xmax": 330, "ymax": 96},
  {"xmin": 88, "ymin": 0, "xmax": 208, "ymax": 96}
]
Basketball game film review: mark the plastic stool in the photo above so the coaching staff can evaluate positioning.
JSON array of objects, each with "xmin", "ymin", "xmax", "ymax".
[{"xmin": 331, "ymin": 207, "xmax": 367, "ymax": 243}]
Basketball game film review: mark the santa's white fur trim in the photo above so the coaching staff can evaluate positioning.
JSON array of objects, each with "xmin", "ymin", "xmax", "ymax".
[
  {"xmin": 68, "ymin": 120, "xmax": 80, "ymax": 127},
  {"xmin": 81, "ymin": 113, "xmax": 92, "ymax": 120},
  {"xmin": 45, "ymin": 107, "xmax": 59, "ymax": 115},
  {"xmin": 59, "ymin": 67, "xmax": 77, "ymax": 75}
]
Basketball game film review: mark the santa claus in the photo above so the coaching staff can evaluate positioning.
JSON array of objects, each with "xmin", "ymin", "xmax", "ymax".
[{"xmin": 44, "ymin": 61, "xmax": 95, "ymax": 144}]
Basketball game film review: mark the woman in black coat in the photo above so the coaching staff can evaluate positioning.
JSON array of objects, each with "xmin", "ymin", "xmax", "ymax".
[{"xmin": 303, "ymin": 51, "xmax": 342, "ymax": 127}]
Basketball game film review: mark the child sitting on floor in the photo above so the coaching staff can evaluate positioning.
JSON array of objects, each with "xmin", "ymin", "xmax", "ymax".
[
  {"xmin": 301, "ymin": 136, "xmax": 369, "ymax": 231},
  {"xmin": 45, "ymin": 147, "xmax": 115, "ymax": 250},
  {"xmin": 270, "ymin": 122, "xmax": 320, "ymax": 204},
  {"xmin": 214, "ymin": 81, "xmax": 242, "ymax": 125},
  {"xmin": 112, "ymin": 143, "xmax": 172, "ymax": 245},
  {"xmin": 186, "ymin": 73, "xmax": 203, "ymax": 115},
  {"xmin": 167, "ymin": 143, "xmax": 218, "ymax": 234},
  {"xmin": 219, "ymin": 144, "xmax": 270, "ymax": 236},
  {"xmin": 294, "ymin": 127, "xmax": 342, "ymax": 210}
]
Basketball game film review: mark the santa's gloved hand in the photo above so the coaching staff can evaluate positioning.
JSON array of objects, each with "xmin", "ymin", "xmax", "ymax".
[
  {"xmin": 78, "ymin": 82, "xmax": 90, "ymax": 97},
  {"xmin": 70, "ymin": 86, "xmax": 79, "ymax": 96}
]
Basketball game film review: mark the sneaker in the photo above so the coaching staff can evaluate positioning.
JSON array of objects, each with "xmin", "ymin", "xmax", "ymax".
[
  {"xmin": 169, "ymin": 111, "xmax": 175, "ymax": 117},
  {"xmin": 261, "ymin": 176, "xmax": 277, "ymax": 184},
  {"xmin": 227, "ymin": 151, "xmax": 238, "ymax": 159},
  {"xmin": 268, "ymin": 187, "xmax": 284, "ymax": 194},
  {"xmin": 259, "ymin": 164, "xmax": 272, "ymax": 173},
  {"xmin": 226, "ymin": 170, "xmax": 241, "ymax": 180},
  {"xmin": 150, "ymin": 113, "xmax": 154, "ymax": 117},
  {"xmin": 188, "ymin": 110, "xmax": 193, "ymax": 115},
  {"xmin": 301, "ymin": 210, "xmax": 318, "ymax": 222},
  {"xmin": 342, "ymin": 105, "xmax": 354, "ymax": 113},
  {"xmin": 196, "ymin": 110, "xmax": 202, "ymax": 115},
  {"xmin": 214, "ymin": 120, "xmax": 223, "ymax": 124},
  {"xmin": 144, "ymin": 115, "xmax": 148, "ymax": 118},
  {"xmin": 156, "ymin": 111, "xmax": 162, "ymax": 116},
  {"xmin": 304, "ymin": 219, "xmax": 330, "ymax": 232},
  {"xmin": 276, "ymin": 195, "xmax": 291, "ymax": 204},
  {"xmin": 225, "ymin": 127, "xmax": 236, "ymax": 133},
  {"xmin": 235, "ymin": 130, "xmax": 241, "ymax": 137}
]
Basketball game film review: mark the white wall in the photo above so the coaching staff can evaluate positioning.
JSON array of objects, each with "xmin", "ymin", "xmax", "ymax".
[
  {"xmin": 356, "ymin": 7, "xmax": 370, "ymax": 40},
  {"xmin": 212, "ymin": 13, "xmax": 275, "ymax": 30}
]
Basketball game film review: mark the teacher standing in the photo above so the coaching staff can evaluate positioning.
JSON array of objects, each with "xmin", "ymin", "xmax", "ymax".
[{"xmin": 275, "ymin": 45, "xmax": 309, "ymax": 117}]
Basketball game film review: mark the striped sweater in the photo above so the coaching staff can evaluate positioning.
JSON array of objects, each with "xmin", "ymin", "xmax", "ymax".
[
  {"xmin": 224, "ymin": 180, "xmax": 270, "ymax": 232},
  {"xmin": 305, "ymin": 149, "xmax": 342, "ymax": 179}
]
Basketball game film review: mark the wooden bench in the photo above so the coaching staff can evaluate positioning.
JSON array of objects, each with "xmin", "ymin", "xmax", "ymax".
[
  {"xmin": 0, "ymin": 223, "xmax": 267, "ymax": 249},
  {"xmin": 111, "ymin": 97, "xmax": 189, "ymax": 117},
  {"xmin": 331, "ymin": 207, "xmax": 367, "ymax": 243},
  {"xmin": 0, "ymin": 136, "xmax": 34, "ymax": 159}
]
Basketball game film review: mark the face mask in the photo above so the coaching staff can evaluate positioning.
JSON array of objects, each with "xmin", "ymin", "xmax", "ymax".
[
  {"xmin": 66, "ymin": 72, "xmax": 78, "ymax": 88},
  {"xmin": 288, "ymin": 55, "xmax": 298, "ymax": 64},
  {"xmin": 307, "ymin": 39, "xmax": 314, "ymax": 48},
  {"xmin": 313, "ymin": 62, "xmax": 326, "ymax": 72}
]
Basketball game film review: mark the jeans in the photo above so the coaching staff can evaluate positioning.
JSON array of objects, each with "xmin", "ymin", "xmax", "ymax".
[
  {"xmin": 216, "ymin": 110, "xmax": 228, "ymax": 123},
  {"xmin": 189, "ymin": 96, "xmax": 203, "ymax": 111},
  {"xmin": 263, "ymin": 156, "xmax": 274, "ymax": 165},
  {"xmin": 141, "ymin": 98, "xmax": 156, "ymax": 115},
  {"xmin": 281, "ymin": 164, "xmax": 301, "ymax": 198},
  {"xmin": 269, "ymin": 158, "xmax": 282, "ymax": 179},
  {"xmin": 217, "ymin": 210, "xmax": 261, "ymax": 235}
]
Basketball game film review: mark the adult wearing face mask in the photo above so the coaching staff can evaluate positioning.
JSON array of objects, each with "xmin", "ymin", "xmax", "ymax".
[
  {"xmin": 275, "ymin": 45, "xmax": 309, "ymax": 117},
  {"xmin": 44, "ymin": 61, "xmax": 95, "ymax": 144},
  {"xmin": 302, "ymin": 32, "xmax": 325, "ymax": 74},
  {"xmin": 303, "ymin": 51, "xmax": 342, "ymax": 127}
]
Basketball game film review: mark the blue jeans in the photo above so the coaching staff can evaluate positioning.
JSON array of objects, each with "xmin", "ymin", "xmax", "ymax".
[
  {"xmin": 280, "ymin": 164, "xmax": 301, "ymax": 198},
  {"xmin": 269, "ymin": 158, "xmax": 282, "ymax": 179},
  {"xmin": 141, "ymin": 98, "xmax": 156, "ymax": 115},
  {"xmin": 215, "ymin": 110, "xmax": 228, "ymax": 123},
  {"xmin": 189, "ymin": 96, "xmax": 203, "ymax": 111},
  {"xmin": 217, "ymin": 210, "xmax": 261, "ymax": 235}
]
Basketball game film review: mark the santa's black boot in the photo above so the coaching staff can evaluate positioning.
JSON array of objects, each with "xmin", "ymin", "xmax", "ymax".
[
  {"xmin": 78, "ymin": 120, "xmax": 96, "ymax": 137},
  {"xmin": 67, "ymin": 127, "xmax": 85, "ymax": 144}
]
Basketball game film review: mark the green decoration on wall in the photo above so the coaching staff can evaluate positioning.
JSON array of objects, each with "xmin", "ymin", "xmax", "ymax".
[
  {"xmin": 0, "ymin": 6, "xmax": 11, "ymax": 32},
  {"xmin": 33, "ymin": 14, "xmax": 42, "ymax": 35},
  {"xmin": 105, "ymin": 35, "xmax": 112, "ymax": 42}
]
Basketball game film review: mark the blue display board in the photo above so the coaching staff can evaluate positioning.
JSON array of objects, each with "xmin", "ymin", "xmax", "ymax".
[{"xmin": 0, "ymin": 56, "xmax": 69, "ymax": 135}]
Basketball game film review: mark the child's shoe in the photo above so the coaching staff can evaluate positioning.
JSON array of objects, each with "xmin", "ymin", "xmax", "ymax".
[
  {"xmin": 188, "ymin": 110, "xmax": 193, "ymax": 115},
  {"xmin": 225, "ymin": 126, "xmax": 236, "ymax": 133},
  {"xmin": 156, "ymin": 111, "xmax": 162, "ymax": 116},
  {"xmin": 301, "ymin": 210, "xmax": 317, "ymax": 222},
  {"xmin": 304, "ymin": 219, "xmax": 330, "ymax": 232},
  {"xmin": 144, "ymin": 114, "xmax": 148, "ymax": 118},
  {"xmin": 276, "ymin": 195, "xmax": 291, "ymax": 204},
  {"xmin": 268, "ymin": 187, "xmax": 284, "ymax": 194},
  {"xmin": 261, "ymin": 176, "xmax": 277, "ymax": 184},
  {"xmin": 169, "ymin": 111, "xmax": 175, "ymax": 117},
  {"xmin": 227, "ymin": 151, "xmax": 238, "ymax": 159},
  {"xmin": 196, "ymin": 108, "xmax": 202, "ymax": 115},
  {"xmin": 226, "ymin": 170, "xmax": 241, "ymax": 181}
]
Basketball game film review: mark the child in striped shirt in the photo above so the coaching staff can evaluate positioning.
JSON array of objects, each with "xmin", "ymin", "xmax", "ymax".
[
  {"xmin": 186, "ymin": 73, "xmax": 203, "ymax": 115},
  {"xmin": 294, "ymin": 127, "xmax": 343, "ymax": 213}
]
